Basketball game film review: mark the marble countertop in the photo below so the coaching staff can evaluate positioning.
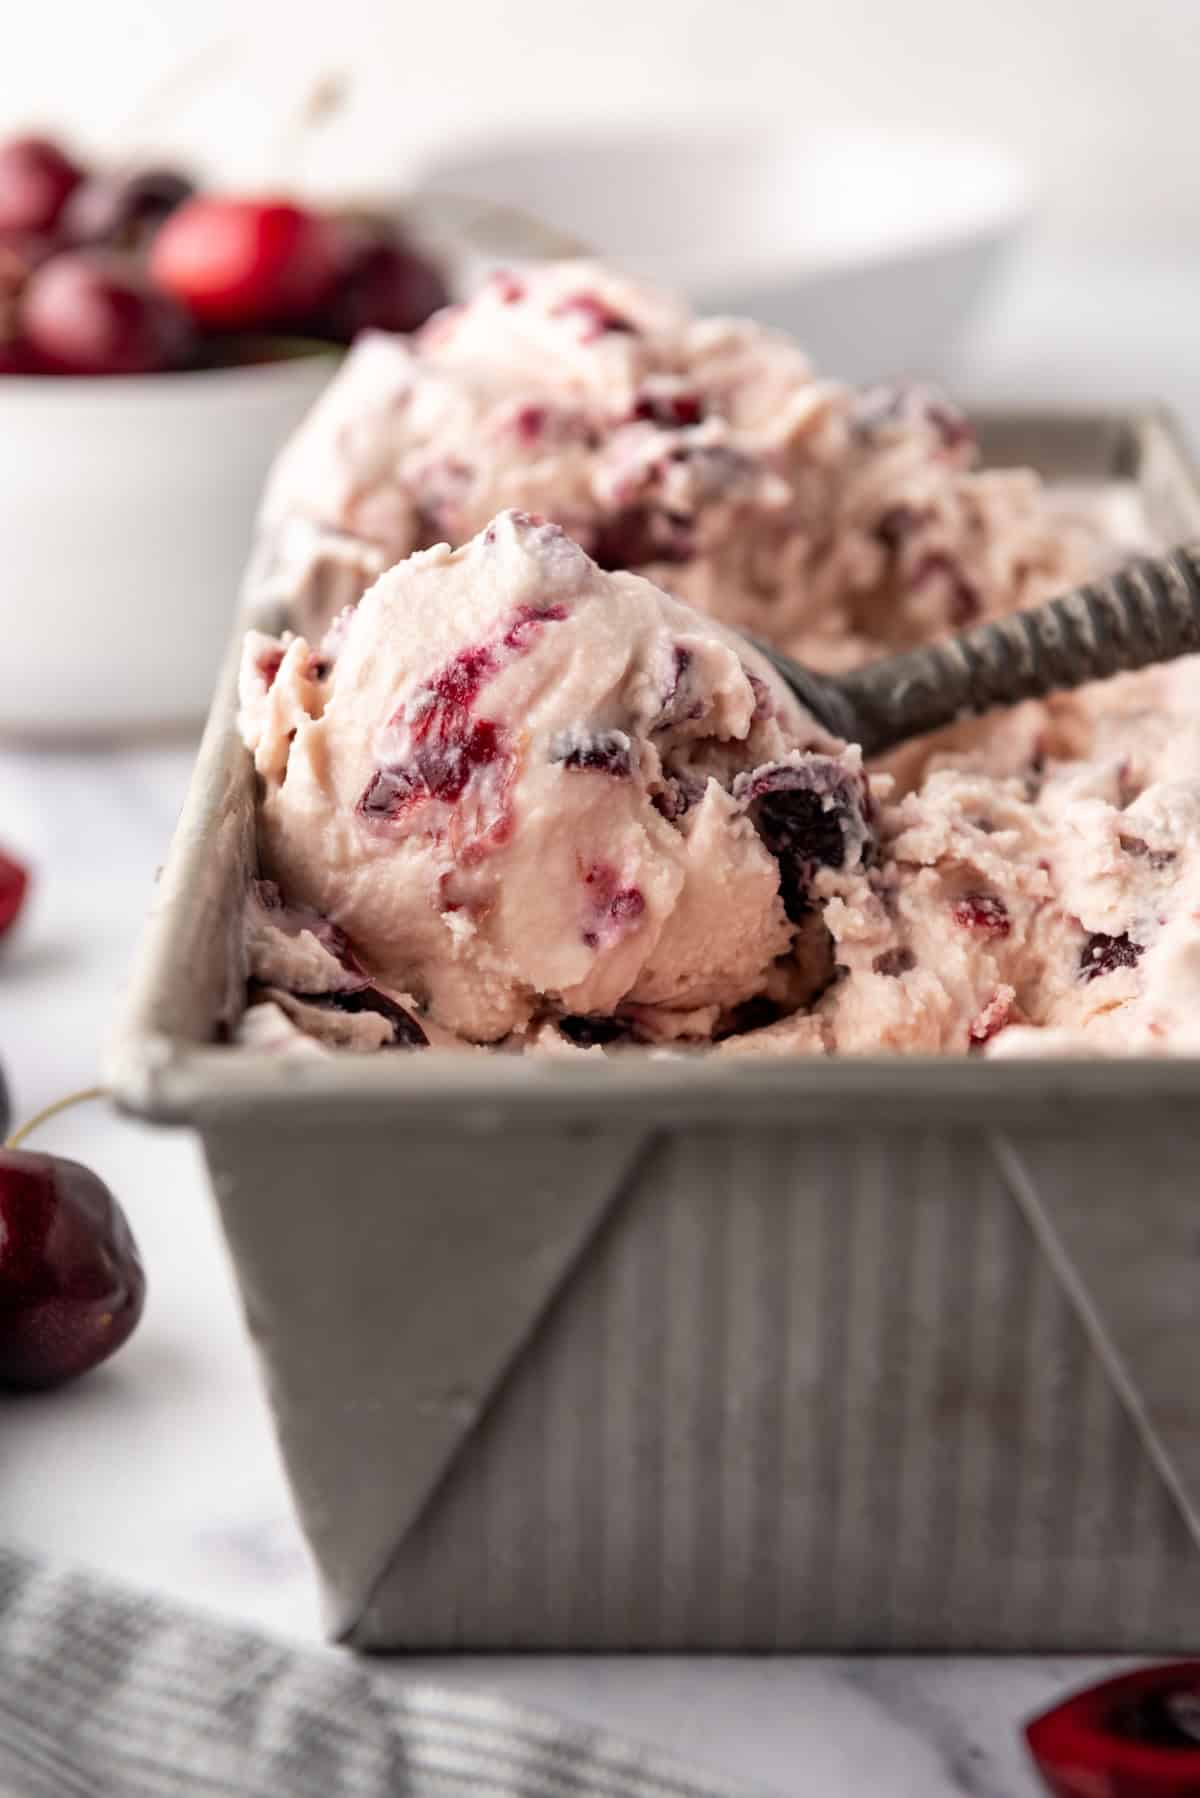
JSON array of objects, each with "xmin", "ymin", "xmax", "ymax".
[{"xmin": 3, "ymin": 251, "xmax": 1183, "ymax": 1796}]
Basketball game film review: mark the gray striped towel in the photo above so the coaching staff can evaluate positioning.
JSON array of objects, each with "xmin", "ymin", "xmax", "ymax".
[{"xmin": 0, "ymin": 1547, "xmax": 768, "ymax": 1798}]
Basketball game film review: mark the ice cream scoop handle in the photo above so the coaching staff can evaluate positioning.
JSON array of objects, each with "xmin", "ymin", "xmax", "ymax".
[{"xmin": 820, "ymin": 544, "xmax": 1200, "ymax": 758}]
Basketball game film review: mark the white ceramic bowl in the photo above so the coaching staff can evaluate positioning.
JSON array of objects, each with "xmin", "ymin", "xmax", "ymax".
[
  {"xmin": 0, "ymin": 352, "xmax": 336, "ymax": 741},
  {"xmin": 415, "ymin": 126, "xmax": 1030, "ymax": 381}
]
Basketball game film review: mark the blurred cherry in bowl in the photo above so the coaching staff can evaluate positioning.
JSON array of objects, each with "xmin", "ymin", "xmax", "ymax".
[
  {"xmin": 151, "ymin": 197, "xmax": 340, "ymax": 331},
  {"xmin": 21, "ymin": 250, "xmax": 192, "ymax": 376},
  {"xmin": 0, "ymin": 131, "xmax": 450, "ymax": 736},
  {"xmin": 0, "ymin": 136, "xmax": 82, "ymax": 234}
]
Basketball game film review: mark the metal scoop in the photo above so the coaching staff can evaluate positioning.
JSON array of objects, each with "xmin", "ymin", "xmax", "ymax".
[{"xmin": 750, "ymin": 545, "xmax": 1200, "ymax": 755}]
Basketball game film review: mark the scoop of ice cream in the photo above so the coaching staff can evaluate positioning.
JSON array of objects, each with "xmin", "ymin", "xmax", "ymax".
[
  {"xmin": 238, "ymin": 258, "xmax": 1196, "ymax": 1063},
  {"xmin": 718, "ymin": 667, "xmax": 1200, "ymax": 1058},
  {"xmin": 239, "ymin": 509, "xmax": 873, "ymax": 1044},
  {"xmin": 257, "ymin": 260, "xmax": 1093, "ymax": 670}
]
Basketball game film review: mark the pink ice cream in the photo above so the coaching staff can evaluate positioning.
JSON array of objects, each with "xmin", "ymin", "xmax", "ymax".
[
  {"xmin": 721, "ymin": 666, "xmax": 1200, "ymax": 1058},
  {"xmin": 235, "ymin": 261, "xmax": 1200, "ymax": 1060},
  {"xmin": 255, "ymin": 260, "xmax": 1092, "ymax": 673},
  {"xmin": 240, "ymin": 509, "xmax": 869, "ymax": 1048}
]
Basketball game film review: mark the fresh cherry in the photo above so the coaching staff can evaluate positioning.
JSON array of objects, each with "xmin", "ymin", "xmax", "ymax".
[
  {"xmin": 20, "ymin": 250, "xmax": 192, "ymax": 375},
  {"xmin": 0, "ymin": 135, "xmax": 83, "ymax": 234},
  {"xmin": 0, "ymin": 846, "xmax": 29, "ymax": 936},
  {"xmin": 0, "ymin": 229, "xmax": 55, "ymax": 324},
  {"xmin": 0, "ymin": 1147, "xmax": 145, "ymax": 1390},
  {"xmin": 63, "ymin": 167, "xmax": 193, "ymax": 252},
  {"xmin": 0, "ymin": 338, "xmax": 42, "ymax": 375},
  {"xmin": 150, "ymin": 197, "xmax": 339, "ymax": 330},
  {"xmin": 1026, "ymin": 1661, "xmax": 1200, "ymax": 1797},
  {"xmin": 320, "ymin": 218, "xmax": 448, "ymax": 340}
]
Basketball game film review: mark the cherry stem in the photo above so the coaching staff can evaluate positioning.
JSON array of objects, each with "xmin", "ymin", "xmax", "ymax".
[
  {"xmin": 273, "ymin": 70, "xmax": 351, "ymax": 191},
  {"xmin": 6, "ymin": 1086, "xmax": 108, "ymax": 1152}
]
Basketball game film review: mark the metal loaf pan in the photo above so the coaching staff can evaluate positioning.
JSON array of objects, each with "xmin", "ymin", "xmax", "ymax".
[{"xmin": 111, "ymin": 410, "xmax": 1200, "ymax": 1651}]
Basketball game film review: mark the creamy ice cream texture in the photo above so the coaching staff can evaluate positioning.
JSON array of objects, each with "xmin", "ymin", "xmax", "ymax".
[
  {"xmin": 239, "ymin": 261, "xmax": 1200, "ymax": 1059},
  {"xmin": 257, "ymin": 260, "xmax": 1093, "ymax": 671},
  {"xmin": 241, "ymin": 509, "xmax": 869, "ymax": 1047}
]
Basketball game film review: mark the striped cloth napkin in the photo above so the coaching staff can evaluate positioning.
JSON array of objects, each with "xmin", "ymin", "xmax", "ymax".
[{"xmin": 0, "ymin": 1547, "xmax": 768, "ymax": 1798}]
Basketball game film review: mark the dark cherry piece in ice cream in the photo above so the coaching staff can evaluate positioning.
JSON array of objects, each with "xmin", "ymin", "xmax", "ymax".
[
  {"xmin": 552, "ymin": 291, "xmax": 635, "ymax": 338},
  {"xmin": 631, "ymin": 389, "xmax": 704, "ymax": 428},
  {"xmin": 736, "ymin": 757, "xmax": 870, "ymax": 923},
  {"xmin": 1026, "ymin": 1660, "xmax": 1200, "ymax": 1797},
  {"xmin": 549, "ymin": 729, "xmax": 633, "ymax": 776},
  {"xmin": 304, "ymin": 985, "xmax": 428, "ymax": 1048},
  {"xmin": 952, "ymin": 892, "xmax": 1011, "ymax": 936},
  {"xmin": 592, "ymin": 504, "xmax": 694, "ymax": 570},
  {"xmin": 1080, "ymin": 930, "xmax": 1143, "ymax": 981},
  {"xmin": 0, "ymin": 1146, "xmax": 145, "ymax": 1390},
  {"xmin": 557, "ymin": 1014, "xmax": 631, "ymax": 1048}
]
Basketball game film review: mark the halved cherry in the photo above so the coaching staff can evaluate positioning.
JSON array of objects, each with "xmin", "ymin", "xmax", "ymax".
[{"xmin": 1026, "ymin": 1661, "xmax": 1200, "ymax": 1797}]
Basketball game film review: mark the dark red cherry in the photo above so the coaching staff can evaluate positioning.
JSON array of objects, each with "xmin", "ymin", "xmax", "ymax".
[
  {"xmin": 0, "ymin": 846, "xmax": 29, "ymax": 935},
  {"xmin": 62, "ymin": 167, "xmax": 193, "ymax": 251},
  {"xmin": 0, "ymin": 1149, "xmax": 145, "ymax": 1389},
  {"xmin": 150, "ymin": 196, "xmax": 339, "ymax": 330},
  {"xmin": 0, "ymin": 339, "xmax": 43, "ymax": 375},
  {"xmin": 952, "ymin": 891, "xmax": 1011, "ymax": 936},
  {"xmin": 320, "ymin": 219, "xmax": 448, "ymax": 339},
  {"xmin": 1026, "ymin": 1660, "xmax": 1200, "ymax": 1797},
  {"xmin": 21, "ymin": 250, "xmax": 192, "ymax": 375},
  {"xmin": 1080, "ymin": 930, "xmax": 1143, "ymax": 981},
  {"xmin": 0, "ymin": 229, "xmax": 56, "ymax": 327},
  {"xmin": 737, "ymin": 757, "xmax": 872, "ymax": 923},
  {"xmin": 0, "ymin": 136, "xmax": 83, "ymax": 234}
]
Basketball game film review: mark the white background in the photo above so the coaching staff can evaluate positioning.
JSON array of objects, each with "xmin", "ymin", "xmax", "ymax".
[{"xmin": 2, "ymin": 0, "xmax": 1198, "ymax": 255}]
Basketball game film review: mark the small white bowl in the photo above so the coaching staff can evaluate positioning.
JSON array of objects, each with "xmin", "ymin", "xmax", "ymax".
[
  {"xmin": 415, "ymin": 125, "xmax": 1030, "ymax": 381},
  {"xmin": 0, "ymin": 351, "xmax": 336, "ymax": 741}
]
